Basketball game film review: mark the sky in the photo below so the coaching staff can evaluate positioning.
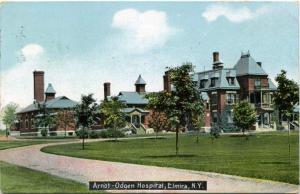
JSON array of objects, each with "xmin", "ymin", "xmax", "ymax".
[{"xmin": 0, "ymin": 1, "xmax": 299, "ymax": 109}]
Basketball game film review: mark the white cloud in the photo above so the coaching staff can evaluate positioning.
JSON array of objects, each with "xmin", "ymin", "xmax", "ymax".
[
  {"xmin": 112, "ymin": 8, "xmax": 175, "ymax": 53},
  {"xmin": 21, "ymin": 43, "xmax": 44, "ymax": 60},
  {"xmin": 202, "ymin": 5, "xmax": 270, "ymax": 23}
]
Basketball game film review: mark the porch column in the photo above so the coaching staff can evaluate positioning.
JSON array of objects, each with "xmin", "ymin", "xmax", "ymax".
[
  {"xmin": 130, "ymin": 115, "xmax": 132, "ymax": 124},
  {"xmin": 139, "ymin": 115, "xmax": 142, "ymax": 124}
]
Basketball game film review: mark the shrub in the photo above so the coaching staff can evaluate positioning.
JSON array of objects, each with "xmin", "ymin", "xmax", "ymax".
[
  {"xmin": 49, "ymin": 131, "xmax": 57, "ymax": 136},
  {"xmin": 75, "ymin": 129, "xmax": 88, "ymax": 139},
  {"xmin": 98, "ymin": 129, "xmax": 125, "ymax": 138},
  {"xmin": 40, "ymin": 128, "xmax": 48, "ymax": 137},
  {"xmin": 89, "ymin": 130, "xmax": 99, "ymax": 139},
  {"xmin": 68, "ymin": 132, "xmax": 74, "ymax": 136}
]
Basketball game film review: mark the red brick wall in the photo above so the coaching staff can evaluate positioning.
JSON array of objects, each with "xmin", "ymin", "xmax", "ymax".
[{"xmin": 33, "ymin": 71, "xmax": 44, "ymax": 102}]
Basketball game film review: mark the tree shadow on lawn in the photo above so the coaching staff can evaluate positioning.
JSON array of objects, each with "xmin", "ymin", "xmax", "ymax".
[
  {"xmin": 143, "ymin": 137, "xmax": 168, "ymax": 140},
  {"xmin": 143, "ymin": 154, "xmax": 197, "ymax": 158},
  {"xmin": 260, "ymin": 161, "xmax": 290, "ymax": 165}
]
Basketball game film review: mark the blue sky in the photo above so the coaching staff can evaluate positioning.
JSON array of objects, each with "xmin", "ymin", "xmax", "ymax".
[{"xmin": 0, "ymin": 2, "xmax": 299, "ymax": 107}]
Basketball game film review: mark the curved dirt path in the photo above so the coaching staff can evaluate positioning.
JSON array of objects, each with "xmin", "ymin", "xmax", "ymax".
[{"xmin": 0, "ymin": 139, "xmax": 298, "ymax": 193}]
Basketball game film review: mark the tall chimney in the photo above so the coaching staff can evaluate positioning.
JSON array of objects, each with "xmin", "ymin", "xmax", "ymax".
[
  {"xmin": 104, "ymin": 82, "xmax": 111, "ymax": 100},
  {"xmin": 33, "ymin": 71, "xmax": 44, "ymax": 102},
  {"xmin": 213, "ymin": 52, "xmax": 219, "ymax": 62},
  {"xmin": 163, "ymin": 71, "xmax": 171, "ymax": 92}
]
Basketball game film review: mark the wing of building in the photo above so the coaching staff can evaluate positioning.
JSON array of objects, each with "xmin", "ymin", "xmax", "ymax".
[
  {"xmin": 14, "ymin": 71, "xmax": 78, "ymax": 136},
  {"xmin": 194, "ymin": 51, "xmax": 277, "ymax": 132}
]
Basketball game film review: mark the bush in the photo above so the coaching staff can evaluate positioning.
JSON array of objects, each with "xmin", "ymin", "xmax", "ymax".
[
  {"xmin": 89, "ymin": 130, "xmax": 99, "ymax": 139},
  {"xmin": 98, "ymin": 129, "xmax": 125, "ymax": 138},
  {"xmin": 40, "ymin": 128, "xmax": 48, "ymax": 137},
  {"xmin": 75, "ymin": 129, "xmax": 88, "ymax": 139},
  {"xmin": 68, "ymin": 132, "xmax": 74, "ymax": 136},
  {"xmin": 49, "ymin": 131, "xmax": 57, "ymax": 136}
]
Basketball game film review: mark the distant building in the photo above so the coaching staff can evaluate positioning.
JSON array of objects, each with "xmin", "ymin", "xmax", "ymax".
[
  {"xmin": 103, "ymin": 75, "xmax": 151, "ymax": 134},
  {"xmin": 193, "ymin": 51, "xmax": 277, "ymax": 131},
  {"xmin": 14, "ymin": 71, "xmax": 78, "ymax": 136}
]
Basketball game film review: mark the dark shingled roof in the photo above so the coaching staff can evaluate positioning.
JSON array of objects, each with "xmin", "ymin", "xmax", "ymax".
[
  {"xmin": 45, "ymin": 83, "xmax": 56, "ymax": 94},
  {"xmin": 117, "ymin": 91, "xmax": 148, "ymax": 105},
  {"xmin": 17, "ymin": 96, "xmax": 78, "ymax": 114},
  {"xmin": 135, "ymin": 75, "xmax": 146, "ymax": 85},
  {"xmin": 234, "ymin": 52, "xmax": 267, "ymax": 76},
  {"xmin": 195, "ymin": 68, "xmax": 240, "ymax": 92}
]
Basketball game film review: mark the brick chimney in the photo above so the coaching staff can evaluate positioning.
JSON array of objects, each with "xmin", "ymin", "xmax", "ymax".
[
  {"xmin": 163, "ymin": 71, "xmax": 171, "ymax": 92},
  {"xmin": 212, "ymin": 51, "xmax": 223, "ymax": 70},
  {"xmin": 33, "ymin": 71, "xmax": 44, "ymax": 102},
  {"xmin": 104, "ymin": 82, "xmax": 111, "ymax": 100},
  {"xmin": 213, "ymin": 52, "xmax": 219, "ymax": 62}
]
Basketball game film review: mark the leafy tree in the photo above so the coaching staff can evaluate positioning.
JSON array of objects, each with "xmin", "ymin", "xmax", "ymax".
[
  {"xmin": 210, "ymin": 123, "xmax": 221, "ymax": 144},
  {"xmin": 1, "ymin": 103, "xmax": 19, "ymax": 137},
  {"xmin": 147, "ymin": 111, "xmax": 171, "ymax": 139},
  {"xmin": 74, "ymin": 94, "xmax": 98, "ymax": 149},
  {"xmin": 146, "ymin": 63, "xmax": 204, "ymax": 155},
  {"xmin": 273, "ymin": 70, "xmax": 299, "ymax": 166},
  {"xmin": 100, "ymin": 97, "xmax": 126, "ymax": 141},
  {"xmin": 33, "ymin": 102, "xmax": 56, "ymax": 135},
  {"xmin": 233, "ymin": 101, "xmax": 256, "ymax": 136},
  {"xmin": 192, "ymin": 113, "xmax": 205, "ymax": 143},
  {"xmin": 273, "ymin": 70, "xmax": 299, "ymax": 122},
  {"xmin": 56, "ymin": 110, "xmax": 75, "ymax": 137}
]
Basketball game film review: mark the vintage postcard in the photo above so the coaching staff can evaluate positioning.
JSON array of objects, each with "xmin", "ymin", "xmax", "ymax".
[{"xmin": 0, "ymin": 1, "xmax": 299, "ymax": 193}]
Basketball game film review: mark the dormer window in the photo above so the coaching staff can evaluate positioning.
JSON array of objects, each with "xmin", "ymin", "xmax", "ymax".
[
  {"xmin": 210, "ymin": 78, "xmax": 218, "ymax": 87},
  {"xmin": 227, "ymin": 77, "xmax": 235, "ymax": 85},
  {"xmin": 200, "ymin": 80, "xmax": 207, "ymax": 88}
]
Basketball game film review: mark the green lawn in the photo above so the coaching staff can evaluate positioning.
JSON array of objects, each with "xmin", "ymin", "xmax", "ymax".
[
  {"xmin": 0, "ymin": 161, "xmax": 97, "ymax": 193},
  {"xmin": 42, "ymin": 131, "xmax": 299, "ymax": 184},
  {"xmin": 0, "ymin": 141, "xmax": 50, "ymax": 150}
]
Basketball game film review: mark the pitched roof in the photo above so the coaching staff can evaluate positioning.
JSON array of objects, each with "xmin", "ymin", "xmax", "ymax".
[
  {"xmin": 45, "ymin": 83, "xmax": 56, "ymax": 94},
  {"xmin": 122, "ymin": 107, "xmax": 149, "ymax": 114},
  {"xmin": 17, "ymin": 96, "xmax": 78, "ymax": 114},
  {"xmin": 117, "ymin": 91, "xmax": 148, "ymax": 105},
  {"xmin": 195, "ymin": 68, "xmax": 240, "ymax": 92},
  {"xmin": 234, "ymin": 53, "xmax": 267, "ymax": 76},
  {"xmin": 135, "ymin": 75, "xmax": 146, "ymax": 85}
]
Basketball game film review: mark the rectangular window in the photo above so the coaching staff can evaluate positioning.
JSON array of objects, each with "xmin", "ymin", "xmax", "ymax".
[
  {"xmin": 200, "ymin": 80, "xmax": 207, "ymax": 88},
  {"xmin": 255, "ymin": 78, "xmax": 261, "ymax": 88},
  {"xmin": 210, "ymin": 78, "xmax": 218, "ymax": 87},
  {"xmin": 212, "ymin": 112, "xmax": 218, "ymax": 123},
  {"xmin": 226, "ymin": 93, "xmax": 236, "ymax": 104},
  {"xmin": 211, "ymin": 93, "xmax": 217, "ymax": 105},
  {"xmin": 227, "ymin": 77, "xmax": 235, "ymax": 85}
]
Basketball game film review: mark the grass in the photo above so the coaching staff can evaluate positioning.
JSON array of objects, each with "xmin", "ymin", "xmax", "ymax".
[
  {"xmin": 0, "ymin": 140, "xmax": 51, "ymax": 150},
  {"xmin": 42, "ymin": 131, "xmax": 299, "ymax": 184},
  {"xmin": 0, "ymin": 161, "xmax": 97, "ymax": 193}
]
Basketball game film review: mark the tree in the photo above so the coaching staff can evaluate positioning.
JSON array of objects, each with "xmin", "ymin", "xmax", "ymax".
[
  {"xmin": 100, "ymin": 97, "xmax": 126, "ymax": 141},
  {"xmin": 146, "ymin": 63, "xmax": 204, "ymax": 155},
  {"xmin": 74, "ymin": 94, "xmax": 98, "ymax": 149},
  {"xmin": 192, "ymin": 113, "xmax": 205, "ymax": 143},
  {"xmin": 56, "ymin": 110, "xmax": 75, "ymax": 137},
  {"xmin": 273, "ymin": 70, "xmax": 299, "ymax": 166},
  {"xmin": 210, "ymin": 123, "xmax": 221, "ymax": 144},
  {"xmin": 233, "ymin": 101, "xmax": 256, "ymax": 136},
  {"xmin": 1, "ymin": 103, "xmax": 19, "ymax": 137},
  {"xmin": 33, "ymin": 101, "xmax": 56, "ymax": 136},
  {"xmin": 147, "ymin": 111, "xmax": 171, "ymax": 139},
  {"xmin": 273, "ymin": 70, "xmax": 299, "ymax": 123}
]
